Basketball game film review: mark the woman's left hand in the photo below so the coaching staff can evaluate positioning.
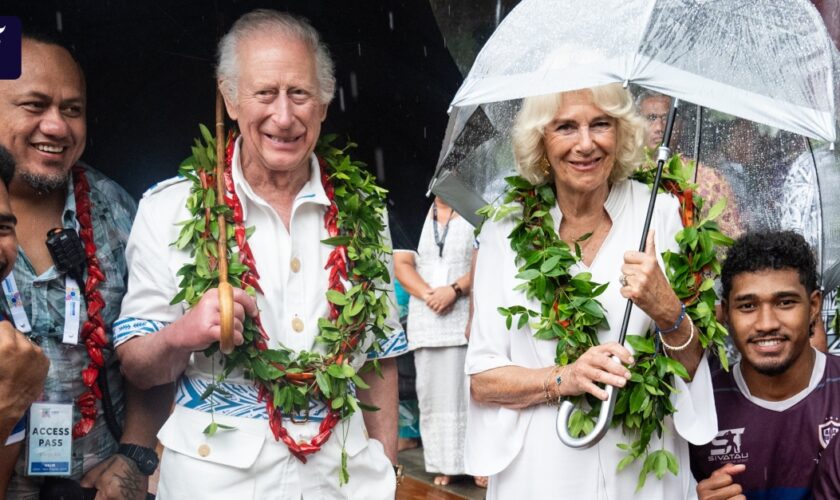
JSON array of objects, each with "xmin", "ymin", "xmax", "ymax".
[{"xmin": 619, "ymin": 230, "xmax": 682, "ymax": 325}]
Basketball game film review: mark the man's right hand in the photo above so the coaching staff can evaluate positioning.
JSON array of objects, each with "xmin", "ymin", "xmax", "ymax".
[
  {"xmin": 166, "ymin": 287, "xmax": 258, "ymax": 352},
  {"xmin": 697, "ymin": 463, "xmax": 746, "ymax": 500},
  {"xmin": 0, "ymin": 321, "xmax": 49, "ymax": 441}
]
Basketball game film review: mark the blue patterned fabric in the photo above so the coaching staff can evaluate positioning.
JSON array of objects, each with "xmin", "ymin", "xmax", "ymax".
[{"xmin": 176, "ymin": 376, "xmax": 328, "ymax": 422}]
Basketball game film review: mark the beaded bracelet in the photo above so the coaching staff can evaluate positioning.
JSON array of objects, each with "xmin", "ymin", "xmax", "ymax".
[
  {"xmin": 655, "ymin": 302, "xmax": 686, "ymax": 335},
  {"xmin": 543, "ymin": 365, "xmax": 565, "ymax": 406},
  {"xmin": 659, "ymin": 316, "xmax": 695, "ymax": 352}
]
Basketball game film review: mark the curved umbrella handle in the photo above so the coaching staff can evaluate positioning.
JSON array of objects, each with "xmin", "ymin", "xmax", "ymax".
[{"xmin": 556, "ymin": 356, "xmax": 619, "ymax": 449}]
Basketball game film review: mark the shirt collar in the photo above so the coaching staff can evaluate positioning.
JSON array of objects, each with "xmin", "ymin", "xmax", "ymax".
[
  {"xmin": 550, "ymin": 179, "xmax": 627, "ymax": 228},
  {"xmin": 230, "ymin": 136, "xmax": 330, "ymax": 220}
]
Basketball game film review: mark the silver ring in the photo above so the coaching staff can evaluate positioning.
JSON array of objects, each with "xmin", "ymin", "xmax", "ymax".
[{"xmin": 619, "ymin": 273, "xmax": 629, "ymax": 287}]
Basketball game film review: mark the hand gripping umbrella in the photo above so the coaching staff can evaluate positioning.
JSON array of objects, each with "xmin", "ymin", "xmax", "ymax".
[{"xmin": 429, "ymin": 0, "xmax": 839, "ymax": 449}]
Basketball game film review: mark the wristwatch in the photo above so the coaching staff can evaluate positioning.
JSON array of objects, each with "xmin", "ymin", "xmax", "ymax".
[
  {"xmin": 117, "ymin": 444, "xmax": 159, "ymax": 476},
  {"xmin": 393, "ymin": 464, "xmax": 405, "ymax": 486},
  {"xmin": 450, "ymin": 282, "xmax": 463, "ymax": 298}
]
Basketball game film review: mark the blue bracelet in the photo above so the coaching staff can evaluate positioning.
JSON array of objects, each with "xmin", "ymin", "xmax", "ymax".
[{"xmin": 655, "ymin": 303, "xmax": 686, "ymax": 335}]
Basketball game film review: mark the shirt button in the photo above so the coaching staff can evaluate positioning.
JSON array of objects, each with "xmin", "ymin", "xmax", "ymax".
[
  {"xmin": 292, "ymin": 317, "xmax": 304, "ymax": 332},
  {"xmin": 198, "ymin": 444, "xmax": 210, "ymax": 457},
  {"xmin": 290, "ymin": 257, "xmax": 301, "ymax": 273}
]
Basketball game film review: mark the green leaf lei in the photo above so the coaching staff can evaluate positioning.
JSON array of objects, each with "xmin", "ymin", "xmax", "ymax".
[
  {"xmin": 479, "ymin": 153, "xmax": 732, "ymax": 489},
  {"xmin": 171, "ymin": 126, "xmax": 392, "ymax": 485}
]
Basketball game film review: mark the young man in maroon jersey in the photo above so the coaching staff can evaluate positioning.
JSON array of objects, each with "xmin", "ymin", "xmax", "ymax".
[{"xmin": 691, "ymin": 231, "xmax": 840, "ymax": 499}]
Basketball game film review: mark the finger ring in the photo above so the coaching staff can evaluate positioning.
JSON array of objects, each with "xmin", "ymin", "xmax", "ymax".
[{"xmin": 619, "ymin": 273, "xmax": 629, "ymax": 287}]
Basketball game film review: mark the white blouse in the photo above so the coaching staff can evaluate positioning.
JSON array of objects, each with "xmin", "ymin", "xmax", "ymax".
[
  {"xmin": 465, "ymin": 179, "xmax": 716, "ymax": 499},
  {"xmin": 406, "ymin": 210, "xmax": 474, "ymax": 349}
]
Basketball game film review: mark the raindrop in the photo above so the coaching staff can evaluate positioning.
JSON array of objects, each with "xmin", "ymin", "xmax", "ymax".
[
  {"xmin": 423, "ymin": 45, "xmax": 428, "ymax": 58},
  {"xmin": 495, "ymin": 0, "xmax": 501, "ymax": 27},
  {"xmin": 374, "ymin": 148, "xmax": 386, "ymax": 182},
  {"xmin": 56, "ymin": 11, "xmax": 63, "ymax": 32},
  {"xmin": 423, "ymin": 126, "xmax": 427, "ymax": 139},
  {"xmin": 338, "ymin": 86, "xmax": 346, "ymax": 112},
  {"xmin": 349, "ymin": 72, "xmax": 358, "ymax": 99},
  {"xmin": 388, "ymin": 11, "xmax": 394, "ymax": 31},
  {"xmin": 357, "ymin": 43, "xmax": 362, "ymax": 57}
]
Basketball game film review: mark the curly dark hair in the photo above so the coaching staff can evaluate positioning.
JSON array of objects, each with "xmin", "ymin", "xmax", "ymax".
[{"xmin": 721, "ymin": 230, "xmax": 819, "ymax": 301}]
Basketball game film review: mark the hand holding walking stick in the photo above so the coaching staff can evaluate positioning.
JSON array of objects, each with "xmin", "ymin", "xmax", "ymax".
[{"xmin": 215, "ymin": 88, "xmax": 235, "ymax": 355}]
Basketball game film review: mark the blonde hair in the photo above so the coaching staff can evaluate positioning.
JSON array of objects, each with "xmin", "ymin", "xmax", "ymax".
[{"xmin": 512, "ymin": 84, "xmax": 646, "ymax": 185}]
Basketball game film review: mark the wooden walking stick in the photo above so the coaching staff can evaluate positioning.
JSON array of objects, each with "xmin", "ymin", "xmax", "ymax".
[{"xmin": 215, "ymin": 88, "xmax": 235, "ymax": 354}]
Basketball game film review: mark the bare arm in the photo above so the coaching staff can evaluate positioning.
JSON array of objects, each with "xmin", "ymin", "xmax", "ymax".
[
  {"xmin": 117, "ymin": 288, "xmax": 257, "ymax": 389},
  {"xmin": 392, "ymin": 252, "xmax": 431, "ymax": 299},
  {"xmin": 357, "ymin": 358, "xmax": 398, "ymax": 464},
  {"xmin": 80, "ymin": 381, "xmax": 175, "ymax": 499},
  {"xmin": 471, "ymin": 342, "xmax": 633, "ymax": 409},
  {"xmin": 0, "ymin": 322, "xmax": 49, "ymax": 442}
]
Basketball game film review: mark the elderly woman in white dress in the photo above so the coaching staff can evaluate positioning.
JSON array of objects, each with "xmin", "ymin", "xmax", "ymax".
[
  {"xmin": 465, "ymin": 83, "xmax": 716, "ymax": 499},
  {"xmin": 394, "ymin": 196, "xmax": 485, "ymax": 486}
]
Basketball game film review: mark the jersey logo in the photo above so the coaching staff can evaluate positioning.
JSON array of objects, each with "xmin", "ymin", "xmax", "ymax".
[
  {"xmin": 707, "ymin": 427, "xmax": 749, "ymax": 463},
  {"xmin": 819, "ymin": 419, "xmax": 840, "ymax": 448}
]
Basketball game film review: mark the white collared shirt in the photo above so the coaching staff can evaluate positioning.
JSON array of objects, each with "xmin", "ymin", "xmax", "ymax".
[{"xmin": 115, "ymin": 138, "xmax": 406, "ymax": 388}]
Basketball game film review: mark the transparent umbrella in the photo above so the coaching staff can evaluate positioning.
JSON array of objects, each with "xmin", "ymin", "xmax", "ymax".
[{"xmin": 430, "ymin": 0, "xmax": 840, "ymax": 448}]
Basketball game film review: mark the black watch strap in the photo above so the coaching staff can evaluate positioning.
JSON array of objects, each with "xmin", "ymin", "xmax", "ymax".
[{"xmin": 117, "ymin": 444, "xmax": 159, "ymax": 476}]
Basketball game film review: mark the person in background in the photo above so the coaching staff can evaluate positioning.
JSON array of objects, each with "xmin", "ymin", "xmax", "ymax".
[
  {"xmin": 0, "ymin": 34, "xmax": 170, "ymax": 499},
  {"xmin": 394, "ymin": 195, "xmax": 482, "ymax": 487}
]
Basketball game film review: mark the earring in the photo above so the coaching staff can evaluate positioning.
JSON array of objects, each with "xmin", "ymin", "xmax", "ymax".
[{"xmin": 539, "ymin": 155, "xmax": 551, "ymax": 177}]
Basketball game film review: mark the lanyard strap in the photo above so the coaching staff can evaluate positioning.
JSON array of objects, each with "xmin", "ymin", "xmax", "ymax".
[
  {"xmin": 2, "ymin": 271, "xmax": 81, "ymax": 344},
  {"xmin": 432, "ymin": 203, "xmax": 451, "ymax": 258}
]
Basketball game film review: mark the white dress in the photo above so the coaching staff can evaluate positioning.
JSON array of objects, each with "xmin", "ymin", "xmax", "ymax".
[
  {"xmin": 407, "ymin": 210, "xmax": 475, "ymax": 474},
  {"xmin": 465, "ymin": 180, "xmax": 717, "ymax": 499}
]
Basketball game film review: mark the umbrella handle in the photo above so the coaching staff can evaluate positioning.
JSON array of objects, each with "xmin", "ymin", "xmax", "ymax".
[{"xmin": 556, "ymin": 356, "xmax": 619, "ymax": 449}]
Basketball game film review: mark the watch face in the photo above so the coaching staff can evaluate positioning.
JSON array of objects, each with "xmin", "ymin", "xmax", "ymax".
[{"xmin": 119, "ymin": 445, "xmax": 159, "ymax": 475}]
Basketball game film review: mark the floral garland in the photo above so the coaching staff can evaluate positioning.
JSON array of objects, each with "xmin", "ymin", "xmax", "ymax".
[
  {"xmin": 71, "ymin": 165, "xmax": 110, "ymax": 438},
  {"xmin": 479, "ymin": 153, "xmax": 731, "ymax": 488},
  {"xmin": 172, "ymin": 126, "xmax": 391, "ymax": 484}
]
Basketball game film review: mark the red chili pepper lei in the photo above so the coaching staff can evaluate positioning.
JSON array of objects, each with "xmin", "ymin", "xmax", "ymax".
[
  {"xmin": 70, "ymin": 166, "xmax": 110, "ymax": 439},
  {"xmin": 215, "ymin": 135, "xmax": 368, "ymax": 461}
]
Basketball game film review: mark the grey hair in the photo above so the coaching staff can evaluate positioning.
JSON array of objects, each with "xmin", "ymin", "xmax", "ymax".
[
  {"xmin": 217, "ymin": 9, "xmax": 336, "ymax": 105},
  {"xmin": 634, "ymin": 88, "xmax": 670, "ymax": 110},
  {"xmin": 512, "ymin": 84, "xmax": 646, "ymax": 185}
]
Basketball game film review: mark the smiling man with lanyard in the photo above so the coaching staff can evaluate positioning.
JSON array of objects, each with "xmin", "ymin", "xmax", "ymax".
[{"xmin": 0, "ymin": 33, "xmax": 170, "ymax": 499}]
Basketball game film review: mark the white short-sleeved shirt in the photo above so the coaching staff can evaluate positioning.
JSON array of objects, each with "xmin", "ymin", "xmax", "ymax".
[{"xmin": 114, "ymin": 138, "xmax": 406, "ymax": 418}]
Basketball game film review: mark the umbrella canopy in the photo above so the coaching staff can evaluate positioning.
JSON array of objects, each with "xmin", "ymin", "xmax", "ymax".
[
  {"xmin": 431, "ymin": 0, "xmax": 839, "ymax": 229},
  {"xmin": 449, "ymin": 0, "xmax": 837, "ymax": 141}
]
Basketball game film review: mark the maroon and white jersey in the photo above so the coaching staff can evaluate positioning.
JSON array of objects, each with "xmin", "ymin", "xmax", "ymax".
[{"xmin": 690, "ymin": 350, "xmax": 840, "ymax": 499}]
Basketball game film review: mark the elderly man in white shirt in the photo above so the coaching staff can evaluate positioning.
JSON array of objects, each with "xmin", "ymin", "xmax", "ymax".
[{"xmin": 112, "ymin": 10, "xmax": 406, "ymax": 499}]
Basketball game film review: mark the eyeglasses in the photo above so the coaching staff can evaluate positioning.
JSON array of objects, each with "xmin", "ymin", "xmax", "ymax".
[{"xmin": 645, "ymin": 113, "xmax": 668, "ymax": 124}]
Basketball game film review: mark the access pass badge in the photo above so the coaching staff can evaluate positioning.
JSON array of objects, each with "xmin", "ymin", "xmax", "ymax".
[{"xmin": 26, "ymin": 402, "xmax": 73, "ymax": 476}]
